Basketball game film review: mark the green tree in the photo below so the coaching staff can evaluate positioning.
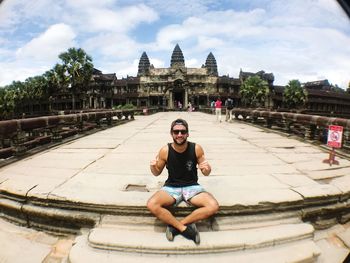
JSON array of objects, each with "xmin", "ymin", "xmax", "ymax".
[
  {"xmin": 283, "ymin": 79, "xmax": 308, "ymax": 109},
  {"xmin": 240, "ymin": 75, "xmax": 270, "ymax": 107},
  {"xmin": 58, "ymin": 48, "xmax": 94, "ymax": 110},
  {"xmin": 0, "ymin": 84, "xmax": 18, "ymax": 119}
]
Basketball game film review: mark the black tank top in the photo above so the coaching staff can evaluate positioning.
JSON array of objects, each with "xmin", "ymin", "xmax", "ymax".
[{"xmin": 165, "ymin": 142, "xmax": 198, "ymax": 187}]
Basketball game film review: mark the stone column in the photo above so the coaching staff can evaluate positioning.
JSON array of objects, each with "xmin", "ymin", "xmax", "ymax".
[{"xmin": 169, "ymin": 91, "xmax": 173, "ymax": 110}]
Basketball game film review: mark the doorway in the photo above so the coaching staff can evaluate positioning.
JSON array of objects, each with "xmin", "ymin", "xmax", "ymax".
[{"xmin": 173, "ymin": 90, "xmax": 184, "ymax": 109}]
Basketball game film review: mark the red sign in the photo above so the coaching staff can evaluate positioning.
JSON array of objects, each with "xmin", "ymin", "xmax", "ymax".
[{"xmin": 327, "ymin": 125, "xmax": 343, "ymax": 148}]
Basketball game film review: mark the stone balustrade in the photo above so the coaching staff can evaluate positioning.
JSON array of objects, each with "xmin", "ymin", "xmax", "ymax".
[
  {"xmin": 232, "ymin": 108, "xmax": 350, "ymax": 149},
  {"xmin": 0, "ymin": 109, "xmax": 135, "ymax": 159}
]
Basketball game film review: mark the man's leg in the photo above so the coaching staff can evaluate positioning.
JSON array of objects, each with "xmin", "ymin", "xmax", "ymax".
[
  {"xmin": 180, "ymin": 192, "xmax": 219, "ymax": 226},
  {"xmin": 147, "ymin": 190, "xmax": 187, "ymax": 232}
]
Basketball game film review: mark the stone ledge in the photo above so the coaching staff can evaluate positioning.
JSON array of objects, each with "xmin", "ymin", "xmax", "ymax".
[
  {"xmin": 87, "ymin": 223, "xmax": 315, "ymax": 255},
  {"xmin": 68, "ymin": 233, "xmax": 320, "ymax": 263}
]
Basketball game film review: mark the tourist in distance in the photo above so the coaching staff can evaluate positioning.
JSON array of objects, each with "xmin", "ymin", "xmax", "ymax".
[
  {"xmin": 147, "ymin": 118, "xmax": 219, "ymax": 244},
  {"xmin": 215, "ymin": 97, "xmax": 222, "ymax": 122},
  {"xmin": 225, "ymin": 97, "xmax": 234, "ymax": 122}
]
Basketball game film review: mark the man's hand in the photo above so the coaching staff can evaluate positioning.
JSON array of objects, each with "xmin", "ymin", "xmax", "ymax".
[
  {"xmin": 150, "ymin": 146, "xmax": 167, "ymax": 176},
  {"xmin": 150, "ymin": 159, "xmax": 157, "ymax": 166},
  {"xmin": 150, "ymin": 155, "xmax": 162, "ymax": 176},
  {"xmin": 198, "ymin": 160, "xmax": 211, "ymax": 176}
]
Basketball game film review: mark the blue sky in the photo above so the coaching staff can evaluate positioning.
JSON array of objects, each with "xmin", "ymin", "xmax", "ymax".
[{"xmin": 0, "ymin": 0, "xmax": 349, "ymax": 88}]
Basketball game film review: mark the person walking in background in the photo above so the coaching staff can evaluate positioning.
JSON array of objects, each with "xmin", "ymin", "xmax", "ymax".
[
  {"xmin": 215, "ymin": 97, "xmax": 222, "ymax": 122},
  {"xmin": 147, "ymin": 119, "xmax": 219, "ymax": 244},
  {"xmin": 210, "ymin": 100, "xmax": 215, "ymax": 114},
  {"xmin": 188, "ymin": 102, "xmax": 192, "ymax": 112},
  {"xmin": 225, "ymin": 98, "xmax": 234, "ymax": 122}
]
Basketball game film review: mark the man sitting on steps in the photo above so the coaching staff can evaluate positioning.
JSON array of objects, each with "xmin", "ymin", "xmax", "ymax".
[{"xmin": 147, "ymin": 118, "xmax": 219, "ymax": 244}]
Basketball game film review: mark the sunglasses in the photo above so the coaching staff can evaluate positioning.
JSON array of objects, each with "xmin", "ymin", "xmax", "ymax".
[{"xmin": 172, "ymin": 129, "xmax": 188, "ymax": 135}]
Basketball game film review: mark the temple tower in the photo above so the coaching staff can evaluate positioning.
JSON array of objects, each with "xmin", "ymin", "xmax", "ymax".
[
  {"xmin": 170, "ymin": 44, "xmax": 185, "ymax": 68},
  {"xmin": 205, "ymin": 52, "xmax": 218, "ymax": 76},
  {"xmin": 137, "ymin": 52, "xmax": 150, "ymax": 76}
]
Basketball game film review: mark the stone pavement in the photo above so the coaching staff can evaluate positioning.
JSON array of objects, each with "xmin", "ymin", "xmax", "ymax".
[{"xmin": 0, "ymin": 111, "xmax": 349, "ymax": 262}]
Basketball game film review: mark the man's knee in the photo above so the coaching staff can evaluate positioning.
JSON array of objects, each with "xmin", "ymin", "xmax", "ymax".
[
  {"xmin": 207, "ymin": 200, "xmax": 219, "ymax": 216},
  {"xmin": 147, "ymin": 198, "xmax": 158, "ymax": 213}
]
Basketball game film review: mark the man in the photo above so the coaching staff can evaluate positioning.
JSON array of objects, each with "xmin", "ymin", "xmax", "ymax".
[
  {"xmin": 215, "ymin": 98, "xmax": 222, "ymax": 122},
  {"xmin": 147, "ymin": 118, "xmax": 219, "ymax": 244},
  {"xmin": 225, "ymin": 98, "xmax": 234, "ymax": 122}
]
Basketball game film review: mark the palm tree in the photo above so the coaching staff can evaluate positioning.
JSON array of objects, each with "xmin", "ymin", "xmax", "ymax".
[
  {"xmin": 1, "ymin": 85, "xmax": 17, "ymax": 119},
  {"xmin": 44, "ymin": 65, "xmax": 69, "ymax": 111},
  {"xmin": 58, "ymin": 48, "xmax": 94, "ymax": 110},
  {"xmin": 283, "ymin": 79, "xmax": 307, "ymax": 109},
  {"xmin": 240, "ymin": 75, "xmax": 270, "ymax": 107}
]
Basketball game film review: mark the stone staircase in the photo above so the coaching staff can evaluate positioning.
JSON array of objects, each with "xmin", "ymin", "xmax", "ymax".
[{"xmin": 68, "ymin": 214, "xmax": 321, "ymax": 263}]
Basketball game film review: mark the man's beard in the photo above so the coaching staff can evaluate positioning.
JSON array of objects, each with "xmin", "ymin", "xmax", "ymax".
[{"xmin": 173, "ymin": 137, "xmax": 187, "ymax": 146}]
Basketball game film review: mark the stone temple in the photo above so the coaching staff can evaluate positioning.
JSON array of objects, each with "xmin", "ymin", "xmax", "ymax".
[
  {"xmin": 136, "ymin": 43, "xmax": 228, "ymax": 109},
  {"xmin": 91, "ymin": 44, "xmax": 245, "ymax": 110},
  {"xmin": 89, "ymin": 44, "xmax": 350, "ymax": 118}
]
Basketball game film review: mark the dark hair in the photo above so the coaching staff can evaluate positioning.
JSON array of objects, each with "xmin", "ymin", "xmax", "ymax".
[{"xmin": 170, "ymin": 118, "xmax": 189, "ymax": 132}]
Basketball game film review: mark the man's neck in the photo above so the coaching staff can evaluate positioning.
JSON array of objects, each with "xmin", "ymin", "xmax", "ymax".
[{"xmin": 172, "ymin": 141, "xmax": 188, "ymax": 153}]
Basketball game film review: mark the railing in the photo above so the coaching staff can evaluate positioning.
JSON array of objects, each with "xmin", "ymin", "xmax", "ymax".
[
  {"xmin": 0, "ymin": 109, "xmax": 135, "ymax": 159},
  {"xmin": 198, "ymin": 106, "xmax": 350, "ymax": 149},
  {"xmin": 230, "ymin": 108, "xmax": 350, "ymax": 149}
]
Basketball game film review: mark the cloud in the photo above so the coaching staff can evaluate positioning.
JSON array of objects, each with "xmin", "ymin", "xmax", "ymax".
[
  {"xmin": 16, "ymin": 23, "xmax": 76, "ymax": 61},
  {"xmin": 83, "ymin": 33, "xmax": 139, "ymax": 59},
  {"xmin": 150, "ymin": 3, "xmax": 350, "ymax": 87},
  {"xmin": 0, "ymin": 0, "xmax": 349, "ymax": 89},
  {"xmin": 68, "ymin": 3, "xmax": 158, "ymax": 33},
  {"xmin": 145, "ymin": 0, "xmax": 216, "ymax": 17},
  {"xmin": 0, "ymin": 23, "xmax": 76, "ymax": 86}
]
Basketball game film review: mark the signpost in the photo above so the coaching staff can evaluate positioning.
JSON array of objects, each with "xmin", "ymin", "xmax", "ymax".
[{"xmin": 323, "ymin": 125, "xmax": 343, "ymax": 166}]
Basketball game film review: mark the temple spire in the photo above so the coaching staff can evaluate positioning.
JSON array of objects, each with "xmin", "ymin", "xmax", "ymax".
[
  {"xmin": 170, "ymin": 44, "xmax": 185, "ymax": 68},
  {"xmin": 137, "ymin": 51, "xmax": 150, "ymax": 76},
  {"xmin": 205, "ymin": 52, "xmax": 218, "ymax": 76}
]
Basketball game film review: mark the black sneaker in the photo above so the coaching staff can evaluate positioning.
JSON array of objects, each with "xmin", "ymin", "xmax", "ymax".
[
  {"xmin": 165, "ymin": 225, "xmax": 180, "ymax": 241},
  {"xmin": 181, "ymin": 224, "xmax": 200, "ymax": 244}
]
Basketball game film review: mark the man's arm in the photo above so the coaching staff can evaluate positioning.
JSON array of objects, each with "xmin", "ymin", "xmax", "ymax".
[
  {"xmin": 150, "ymin": 145, "xmax": 167, "ymax": 176},
  {"xmin": 195, "ymin": 144, "xmax": 211, "ymax": 176}
]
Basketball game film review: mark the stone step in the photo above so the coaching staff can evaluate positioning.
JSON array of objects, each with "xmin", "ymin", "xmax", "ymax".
[
  {"xmin": 99, "ymin": 211, "xmax": 302, "ymax": 232},
  {"xmin": 68, "ymin": 223, "xmax": 321, "ymax": 262},
  {"xmin": 69, "ymin": 237, "xmax": 320, "ymax": 263}
]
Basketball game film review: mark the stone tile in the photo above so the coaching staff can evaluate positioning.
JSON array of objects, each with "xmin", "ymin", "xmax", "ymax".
[
  {"xmin": 292, "ymin": 184, "xmax": 342, "ymax": 200},
  {"xmin": 271, "ymin": 173, "xmax": 318, "ymax": 187},
  {"xmin": 49, "ymin": 172, "xmax": 155, "ymax": 206},
  {"xmin": 316, "ymin": 239, "xmax": 349, "ymax": 263},
  {"xmin": 275, "ymin": 153, "xmax": 326, "ymax": 164},
  {"xmin": 212, "ymin": 188, "xmax": 303, "ymax": 207},
  {"xmin": 292, "ymin": 159, "xmax": 350, "ymax": 172},
  {"xmin": 331, "ymin": 174, "xmax": 350, "ymax": 194},
  {"xmin": 212, "ymin": 164, "xmax": 299, "ymax": 176},
  {"xmin": 337, "ymin": 228, "xmax": 350, "ymax": 248},
  {"xmin": 0, "ymin": 225, "xmax": 51, "ymax": 263},
  {"xmin": 305, "ymin": 167, "xmax": 350, "ymax": 180}
]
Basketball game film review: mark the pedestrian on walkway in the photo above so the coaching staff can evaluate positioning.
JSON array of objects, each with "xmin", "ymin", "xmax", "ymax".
[
  {"xmin": 147, "ymin": 118, "xmax": 219, "ymax": 244},
  {"xmin": 225, "ymin": 98, "xmax": 234, "ymax": 122},
  {"xmin": 210, "ymin": 100, "xmax": 215, "ymax": 114},
  {"xmin": 215, "ymin": 97, "xmax": 222, "ymax": 122},
  {"xmin": 187, "ymin": 102, "xmax": 192, "ymax": 112}
]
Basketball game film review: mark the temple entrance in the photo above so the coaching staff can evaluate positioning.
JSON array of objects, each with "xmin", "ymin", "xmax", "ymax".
[
  {"xmin": 173, "ymin": 90, "xmax": 185, "ymax": 110},
  {"xmin": 173, "ymin": 79, "xmax": 186, "ymax": 110}
]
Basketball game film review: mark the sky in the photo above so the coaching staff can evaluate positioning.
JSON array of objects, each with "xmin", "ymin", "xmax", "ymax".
[{"xmin": 0, "ymin": 0, "xmax": 349, "ymax": 88}]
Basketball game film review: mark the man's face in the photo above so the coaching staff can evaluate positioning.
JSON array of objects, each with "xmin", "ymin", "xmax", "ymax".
[{"xmin": 171, "ymin": 124, "xmax": 188, "ymax": 145}]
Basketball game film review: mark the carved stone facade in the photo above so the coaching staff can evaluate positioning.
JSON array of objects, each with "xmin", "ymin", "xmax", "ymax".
[
  {"xmin": 136, "ymin": 44, "xmax": 221, "ymax": 109},
  {"xmin": 89, "ymin": 44, "xmax": 350, "ymax": 117},
  {"xmin": 91, "ymin": 44, "xmax": 244, "ymax": 110}
]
